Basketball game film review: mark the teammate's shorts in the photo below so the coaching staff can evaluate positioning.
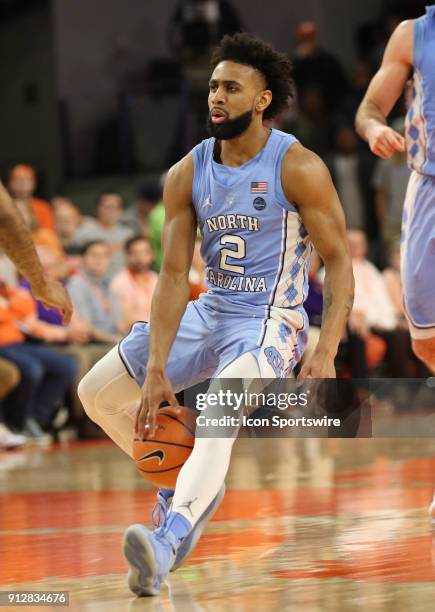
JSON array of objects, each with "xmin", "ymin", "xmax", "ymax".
[
  {"xmin": 401, "ymin": 171, "xmax": 435, "ymax": 339},
  {"xmin": 118, "ymin": 293, "xmax": 308, "ymax": 389}
]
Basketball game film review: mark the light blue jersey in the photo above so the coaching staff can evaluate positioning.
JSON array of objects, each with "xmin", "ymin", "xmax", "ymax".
[
  {"xmin": 119, "ymin": 129, "xmax": 310, "ymax": 386},
  {"xmin": 192, "ymin": 129, "xmax": 311, "ymax": 314},
  {"xmin": 406, "ymin": 5, "xmax": 435, "ymax": 176},
  {"xmin": 401, "ymin": 6, "xmax": 435, "ymax": 338}
]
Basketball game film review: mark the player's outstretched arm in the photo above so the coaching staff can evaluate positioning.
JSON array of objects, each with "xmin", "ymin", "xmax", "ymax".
[
  {"xmin": 355, "ymin": 20, "xmax": 412, "ymax": 158},
  {"xmin": 0, "ymin": 181, "xmax": 73, "ymax": 323},
  {"xmin": 282, "ymin": 144, "xmax": 354, "ymax": 379},
  {"xmin": 136, "ymin": 154, "xmax": 197, "ymax": 438}
]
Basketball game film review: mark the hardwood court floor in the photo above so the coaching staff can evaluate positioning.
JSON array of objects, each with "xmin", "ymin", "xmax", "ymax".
[{"xmin": 0, "ymin": 436, "xmax": 435, "ymax": 611}]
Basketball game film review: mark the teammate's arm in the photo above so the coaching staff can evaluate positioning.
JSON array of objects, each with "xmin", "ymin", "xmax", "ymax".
[
  {"xmin": 136, "ymin": 154, "xmax": 197, "ymax": 438},
  {"xmin": 355, "ymin": 20, "xmax": 412, "ymax": 158},
  {"xmin": 282, "ymin": 144, "xmax": 354, "ymax": 378},
  {"xmin": 0, "ymin": 181, "xmax": 72, "ymax": 323}
]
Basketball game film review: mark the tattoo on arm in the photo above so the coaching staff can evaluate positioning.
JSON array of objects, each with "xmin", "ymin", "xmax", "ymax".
[{"xmin": 322, "ymin": 280, "xmax": 354, "ymax": 325}]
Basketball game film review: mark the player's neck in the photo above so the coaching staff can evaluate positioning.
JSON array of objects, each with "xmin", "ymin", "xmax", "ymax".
[{"xmin": 218, "ymin": 125, "xmax": 271, "ymax": 168}]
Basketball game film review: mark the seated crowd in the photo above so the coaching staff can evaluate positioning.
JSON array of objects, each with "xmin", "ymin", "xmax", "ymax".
[
  {"xmin": 0, "ymin": 164, "xmax": 205, "ymax": 450},
  {"xmin": 0, "ymin": 160, "xmax": 425, "ymax": 451}
]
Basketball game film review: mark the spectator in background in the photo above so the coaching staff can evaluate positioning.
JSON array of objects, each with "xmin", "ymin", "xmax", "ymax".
[
  {"xmin": 0, "ymin": 358, "xmax": 25, "ymax": 449},
  {"xmin": 336, "ymin": 60, "xmax": 374, "ymax": 127},
  {"xmin": 372, "ymin": 118, "xmax": 410, "ymax": 258},
  {"xmin": 0, "ymin": 279, "xmax": 77, "ymax": 441},
  {"xmin": 347, "ymin": 229, "xmax": 411, "ymax": 377},
  {"xmin": 17, "ymin": 245, "xmax": 113, "ymax": 430},
  {"xmin": 121, "ymin": 181, "xmax": 161, "ymax": 236},
  {"xmin": 285, "ymin": 86, "xmax": 332, "ymax": 157},
  {"xmin": 168, "ymin": 0, "xmax": 243, "ymax": 63},
  {"xmin": 52, "ymin": 196, "xmax": 84, "ymax": 253},
  {"xmin": 17, "ymin": 195, "xmax": 64, "ymax": 260},
  {"xmin": 52, "ymin": 196, "xmax": 85, "ymax": 275},
  {"xmin": 326, "ymin": 126, "xmax": 376, "ymax": 237},
  {"xmin": 148, "ymin": 171, "xmax": 168, "ymax": 271},
  {"xmin": 111, "ymin": 236, "xmax": 158, "ymax": 330},
  {"xmin": 292, "ymin": 21, "xmax": 349, "ymax": 113},
  {"xmin": 19, "ymin": 246, "xmax": 88, "ymax": 344},
  {"xmin": 6, "ymin": 164, "xmax": 54, "ymax": 231},
  {"xmin": 71, "ymin": 191, "xmax": 134, "ymax": 278},
  {"xmin": 348, "ymin": 229, "xmax": 396, "ymax": 331},
  {"xmin": 67, "ymin": 241, "xmax": 123, "ymax": 345}
]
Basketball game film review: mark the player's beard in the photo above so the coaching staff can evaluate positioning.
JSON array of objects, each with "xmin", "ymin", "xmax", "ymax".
[{"xmin": 206, "ymin": 109, "xmax": 253, "ymax": 140}]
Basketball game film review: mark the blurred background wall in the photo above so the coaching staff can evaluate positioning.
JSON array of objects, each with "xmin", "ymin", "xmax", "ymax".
[{"xmin": 0, "ymin": 0, "xmax": 426, "ymax": 194}]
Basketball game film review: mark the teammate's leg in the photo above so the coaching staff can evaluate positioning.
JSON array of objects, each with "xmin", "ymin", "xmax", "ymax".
[
  {"xmin": 401, "ymin": 173, "xmax": 435, "ymax": 523},
  {"xmin": 401, "ymin": 172, "xmax": 435, "ymax": 372}
]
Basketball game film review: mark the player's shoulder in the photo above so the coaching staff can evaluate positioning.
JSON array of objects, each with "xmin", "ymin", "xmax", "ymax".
[
  {"xmin": 165, "ymin": 152, "xmax": 195, "ymax": 189},
  {"xmin": 393, "ymin": 19, "xmax": 414, "ymax": 42},
  {"xmin": 163, "ymin": 151, "xmax": 196, "ymax": 205},
  {"xmin": 280, "ymin": 142, "xmax": 333, "ymax": 204},
  {"xmin": 282, "ymin": 142, "xmax": 329, "ymax": 181},
  {"xmin": 385, "ymin": 20, "xmax": 414, "ymax": 63}
]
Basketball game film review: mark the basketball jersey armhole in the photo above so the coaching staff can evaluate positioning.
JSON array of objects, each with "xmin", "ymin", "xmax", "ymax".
[
  {"xmin": 413, "ymin": 15, "xmax": 426, "ymax": 70},
  {"xmin": 273, "ymin": 135, "xmax": 299, "ymax": 213},
  {"xmin": 191, "ymin": 142, "xmax": 204, "ymax": 206}
]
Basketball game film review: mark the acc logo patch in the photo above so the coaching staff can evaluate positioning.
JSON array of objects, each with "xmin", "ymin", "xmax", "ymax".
[{"xmin": 253, "ymin": 197, "xmax": 266, "ymax": 211}]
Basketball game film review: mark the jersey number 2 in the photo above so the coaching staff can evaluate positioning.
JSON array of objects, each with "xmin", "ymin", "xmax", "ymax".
[{"xmin": 219, "ymin": 235, "xmax": 246, "ymax": 274}]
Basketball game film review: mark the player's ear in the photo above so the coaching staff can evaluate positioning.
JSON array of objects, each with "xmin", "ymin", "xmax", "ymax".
[{"xmin": 255, "ymin": 90, "xmax": 272, "ymax": 114}]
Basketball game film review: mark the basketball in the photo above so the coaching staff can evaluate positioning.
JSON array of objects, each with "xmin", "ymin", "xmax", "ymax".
[{"xmin": 133, "ymin": 406, "xmax": 195, "ymax": 488}]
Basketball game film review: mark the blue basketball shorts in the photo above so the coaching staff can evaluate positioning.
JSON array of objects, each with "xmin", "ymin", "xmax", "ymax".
[
  {"xmin": 401, "ymin": 171, "xmax": 435, "ymax": 339},
  {"xmin": 118, "ymin": 294, "xmax": 308, "ymax": 390}
]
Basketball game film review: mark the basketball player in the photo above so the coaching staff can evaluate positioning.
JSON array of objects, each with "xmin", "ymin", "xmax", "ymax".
[
  {"xmin": 355, "ymin": 7, "xmax": 435, "ymax": 522},
  {"xmin": 0, "ymin": 182, "xmax": 72, "ymax": 322},
  {"xmin": 78, "ymin": 33, "xmax": 354, "ymax": 596}
]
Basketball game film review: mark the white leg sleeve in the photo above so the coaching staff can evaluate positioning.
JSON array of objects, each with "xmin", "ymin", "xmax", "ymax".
[
  {"xmin": 171, "ymin": 352, "xmax": 260, "ymax": 525},
  {"xmin": 78, "ymin": 346, "xmax": 141, "ymax": 458}
]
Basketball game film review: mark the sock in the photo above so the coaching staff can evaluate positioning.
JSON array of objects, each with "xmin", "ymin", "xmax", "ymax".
[{"xmin": 171, "ymin": 436, "xmax": 235, "ymax": 526}]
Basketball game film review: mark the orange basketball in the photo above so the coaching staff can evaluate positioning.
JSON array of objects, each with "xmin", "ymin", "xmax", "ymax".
[{"xmin": 133, "ymin": 406, "xmax": 195, "ymax": 488}]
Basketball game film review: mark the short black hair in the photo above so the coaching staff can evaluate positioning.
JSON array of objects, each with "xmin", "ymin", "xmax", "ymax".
[
  {"xmin": 125, "ymin": 235, "xmax": 151, "ymax": 253},
  {"xmin": 211, "ymin": 32, "xmax": 293, "ymax": 120},
  {"xmin": 80, "ymin": 240, "xmax": 109, "ymax": 256}
]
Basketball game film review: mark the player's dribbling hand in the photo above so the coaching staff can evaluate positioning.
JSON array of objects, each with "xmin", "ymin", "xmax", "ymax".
[
  {"xmin": 136, "ymin": 370, "xmax": 180, "ymax": 440},
  {"xmin": 366, "ymin": 124, "xmax": 406, "ymax": 159}
]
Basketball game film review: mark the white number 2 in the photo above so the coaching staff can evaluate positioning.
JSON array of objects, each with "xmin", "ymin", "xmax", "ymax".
[{"xmin": 219, "ymin": 234, "xmax": 246, "ymax": 274}]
